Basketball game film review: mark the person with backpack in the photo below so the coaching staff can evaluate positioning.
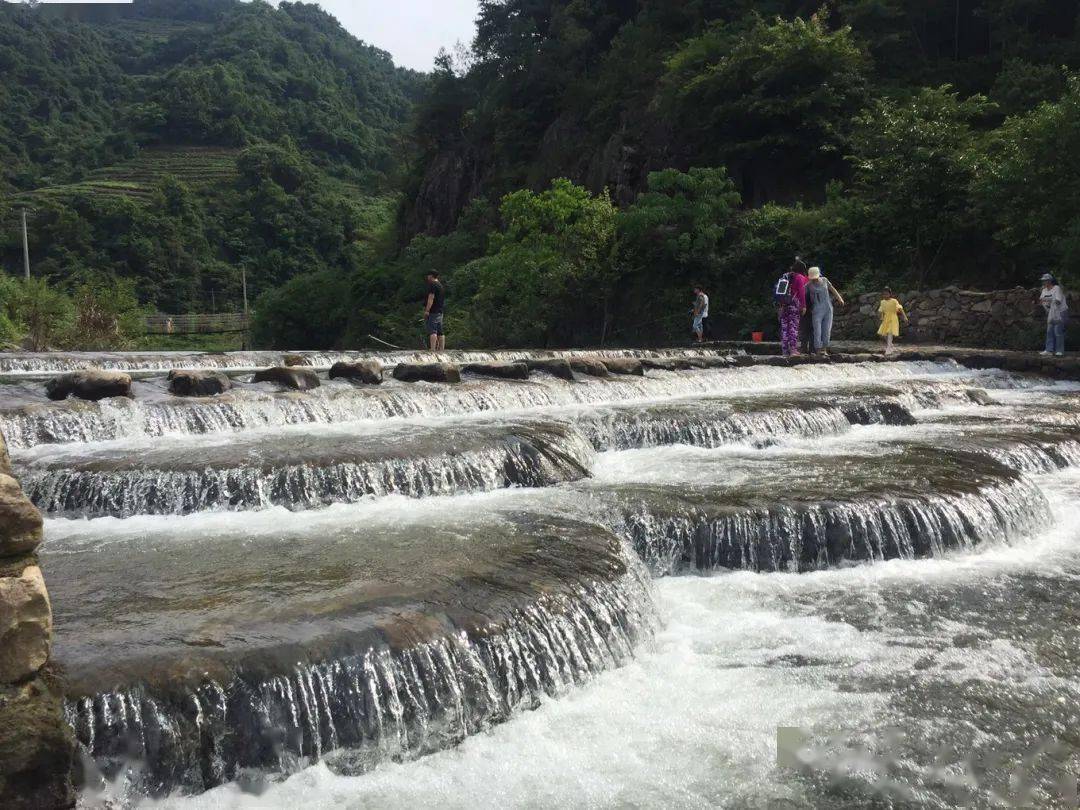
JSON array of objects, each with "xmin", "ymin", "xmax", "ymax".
[
  {"xmin": 775, "ymin": 259, "xmax": 808, "ymax": 355},
  {"xmin": 1039, "ymin": 273, "xmax": 1068, "ymax": 356}
]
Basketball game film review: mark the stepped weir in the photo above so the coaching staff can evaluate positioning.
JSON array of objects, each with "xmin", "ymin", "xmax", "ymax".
[{"xmin": 2, "ymin": 345, "xmax": 1080, "ymax": 806}]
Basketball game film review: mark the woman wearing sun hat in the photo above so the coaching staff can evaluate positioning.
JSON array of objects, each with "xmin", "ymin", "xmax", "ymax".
[{"xmin": 805, "ymin": 266, "xmax": 845, "ymax": 355}]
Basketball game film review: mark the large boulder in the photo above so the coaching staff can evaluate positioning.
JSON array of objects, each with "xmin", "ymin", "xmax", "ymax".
[
  {"xmin": 253, "ymin": 366, "xmax": 321, "ymax": 390},
  {"xmin": 392, "ymin": 363, "xmax": 461, "ymax": 384},
  {"xmin": 282, "ymin": 353, "xmax": 311, "ymax": 367},
  {"xmin": 569, "ymin": 357, "xmax": 609, "ymax": 378},
  {"xmin": 461, "ymin": 362, "xmax": 529, "ymax": 380},
  {"xmin": 329, "ymin": 360, "xmax": 383, "ymax": 384},
  {"xmin": 167, "ymin": 369, "xmax": 232, "ymax": 397},
  {"xmin": 45, "ymin": 370, "xmax": 131, "ymax": 402},
  {"xmin": 0, "ymin": 475, "xmax": 42, "ymax": 559},
  {"xmin": 525, "ymin": 358, "xmax": 574, "ymax": 380},
  {"xmin": 600, "ymin": 358, "xmax": 644, "ymax": 376},
  {"xmin": 0, "ymin": 565, "xmax": 51, "ymax": 684},
  {"xmin": 0, "ymin": 676, "xmax": 76, "ymax": 810}
]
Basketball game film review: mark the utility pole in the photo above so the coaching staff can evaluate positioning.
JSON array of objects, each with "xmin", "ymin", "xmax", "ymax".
[
  {"xmin": 21, "ymin": 209, "xmax": 30, "ymax": 280},
  {"xmin": 241, "ymin": 266, "xmax": 249, "ymax": 351}
]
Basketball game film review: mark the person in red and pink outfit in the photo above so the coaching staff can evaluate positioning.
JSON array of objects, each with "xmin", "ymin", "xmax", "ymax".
[{"xmin": 779, "ymin": 259, "xmax": 808, "ymax": 356}]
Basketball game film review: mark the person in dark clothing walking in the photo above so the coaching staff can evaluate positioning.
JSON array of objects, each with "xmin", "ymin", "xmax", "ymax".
[{"xmin": 423, "ymin": 270, "xmax": 446, "ymax": 351}]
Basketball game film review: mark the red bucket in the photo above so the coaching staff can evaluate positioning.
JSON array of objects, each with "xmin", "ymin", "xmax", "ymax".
[{"xmin": 751, "ymin": 331, "xmax": 764, "ymax": 343}]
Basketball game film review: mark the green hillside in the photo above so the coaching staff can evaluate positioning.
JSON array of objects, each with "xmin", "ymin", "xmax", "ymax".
[
  {"xmin": 0, "ymin": 0, "xmax": 422, "ymax": 318},
  {"xmin": 3, "ymin": 0, "xmax": 1079, "ymax": 353}
]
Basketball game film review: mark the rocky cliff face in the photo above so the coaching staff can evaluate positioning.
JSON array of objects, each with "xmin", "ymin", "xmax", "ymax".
[
  {"xmin": 832, "ymin": 286, "xmax": 1078, "ymax": 348},
  {"xmin": 404, "ymin": 110, "xmax": 681, "ymax": 237},
  {"xmin": 0, "ymin": 432, "xmax": 74, "ymax": 810},
  {"xmin": 405, "ymin": 145, "xmax": 486, "ymax": 237}
]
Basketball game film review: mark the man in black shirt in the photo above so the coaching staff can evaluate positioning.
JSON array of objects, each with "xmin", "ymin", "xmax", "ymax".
[{"xmin": 423, "ymin": 270, "xmax": 446, "ymax": 351}]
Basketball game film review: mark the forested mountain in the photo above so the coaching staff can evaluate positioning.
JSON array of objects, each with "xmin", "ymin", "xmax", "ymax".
[
  {"xmin": 2, "ymin": 0, "xmax": 1079, "ymax": 351},
  {"xmin": 406, "ymin": 0, "xmax": 1078, "ymax": 232},
  {"xmin": 0, "ymin": 0, "xmax": 420, "ymax": 322},
  {"xmin": 351, "ymin": 0, "xmax": 1077, "ymax": 349}
]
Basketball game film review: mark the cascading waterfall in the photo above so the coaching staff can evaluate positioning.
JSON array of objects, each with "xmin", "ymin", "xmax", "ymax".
[
  {"xmin": 0, "ymin": 346, "xmax": 730, "ymax": 376},
  {"xmin": 984, "ymin": 439, "xmax": 1080, "ymax": 474},
  {"xmin": 2, "ymin": 360, "xmax": 969, "ymax": 450},
  {"xmin": 18, "ymin": 347, "xmax": 1078, "ymax": 806},
  {"xmin": 580, "ymin": 399, "xmax": 914, "ymax": 452},
  {"xmin": 618, "ymin": 475, "xmax": 1050, "ymax": 575},
  {"xmin": 65, "ymin": 544, "xmax": 657, "ymax": 797},
  {"xmin": 23, "ymin": 426, "xmax": 596, "ymax": 517}
]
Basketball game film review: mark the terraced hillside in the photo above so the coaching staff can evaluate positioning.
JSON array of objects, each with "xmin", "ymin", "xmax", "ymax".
[
  {"xmin": 9, "ymin": 147, "xmax": 240, "ymax": 205},
  {"xmin": 0, "ymin": 0, "xmax": 421, "ymax": 318}
]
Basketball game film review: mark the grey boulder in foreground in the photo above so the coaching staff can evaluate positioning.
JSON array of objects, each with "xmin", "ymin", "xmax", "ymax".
[{"xmin": 600, "ymin": 358, "xmax": 644, "ymax": 376}]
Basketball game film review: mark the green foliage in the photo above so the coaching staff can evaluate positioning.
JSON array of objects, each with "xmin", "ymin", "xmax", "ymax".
[
  {"xmin": 0, "ymin": 275, "xmax": 23, "ymax": 346},
  {"xmin": 7, "ymin": 0, "xmax": 1080, "ymax": 350},
  {"xmin": 661, "ymin": 15, "xmax": 870, "ymax": 202},
  {"xmin": 972, "ymin": 76, "xmax": 1080, "ymax": 282},
  {"xmin": 251, "ymin": 269, "xmax": 352, "ymax": 349},
  {"xmin": 458, "ymin": 179, "xmax": 618, "ymax": 347},
  {"xmin": 615, "ymin": 168, "xmax": 742, "ymax": 343},
  {"xmin": 69, "ymin": 273, "xmax": 148, "ymax": 350},
  {"xmin": 0, "ymin": 0, "xmax": 421, "ymax": 341},
  {"xmin": 0, "ymin": 272, "xmax": 146, "ymax": 350},
  {"xmin": 2, "ymin": 278, "xmax": 75, "ymax": 351},
  {"xmin": 848, "ymin": 86, "xmax": 990, "ymax": 284}
]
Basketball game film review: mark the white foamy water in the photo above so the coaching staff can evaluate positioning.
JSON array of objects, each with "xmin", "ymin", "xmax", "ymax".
[
  {"xmin": 2, "ymin": 361, "xmax": 972, "ymax": 450},
  {"xmin": 39, "ymin": 361, "xmax": 1079, "ymax": 808},
  {"xmin": 123, "ymin": 471, "xmax": 1080, "ymax": 810}
]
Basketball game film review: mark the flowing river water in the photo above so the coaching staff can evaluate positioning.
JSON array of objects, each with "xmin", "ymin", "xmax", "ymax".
[{"xmin": 5, "ymin": 349, "xmax": 1080, "ymax": 808}]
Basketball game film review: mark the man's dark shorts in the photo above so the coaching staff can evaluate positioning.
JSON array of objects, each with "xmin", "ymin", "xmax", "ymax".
[{"xmin": 425, "ymin": 312, "xmax": 444, "ymax": 336}]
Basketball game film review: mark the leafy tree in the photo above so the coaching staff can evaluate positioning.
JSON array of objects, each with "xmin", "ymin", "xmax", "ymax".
[
  {"xmin": 616, "ymin": 167, "xmax": 741, "ymax": 342},
  {"xmin": 847, "ymin": 86, "xmax": 989, "ymax": 285},
  {"xmin": 5, "ymin": 278, "xmax": 74, "ymax": 351},
  {"xmin": 458, "ymin": 179, "xmax": 617, "ymax": 347},
  {"xmin": 972, "ymin": 75, "xmax": 1080, "ymax": 282},
  {"xmin": 662, "ymin": 15, "xmax": 870, "ymax": 204},
  {"xmin": 0, "ymin": 275, "xmax": 23, "ymax": 346},
  {"xmin": 251, "ymin": 269, "xmax": 351, "ymax": 349}
]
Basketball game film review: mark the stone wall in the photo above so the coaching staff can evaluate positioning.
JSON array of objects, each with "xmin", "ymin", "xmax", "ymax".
[
  {"xmin": 0, "ymin": 431, "xmax": 74, "ymax": 809},
  {"xmin": 832, "ymin": 286, "xmax": 1078, "ymax": 348}
]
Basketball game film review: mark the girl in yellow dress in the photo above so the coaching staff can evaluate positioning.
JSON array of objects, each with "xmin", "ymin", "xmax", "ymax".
[{"xmin": 877, "ymin": 287, "xmax": 909, "ymax": 355}]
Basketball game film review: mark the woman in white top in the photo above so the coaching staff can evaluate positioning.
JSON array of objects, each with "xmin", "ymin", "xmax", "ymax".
[{"xmin": 1039, "ymin": 273, "xmax": 1068, "ymax": 356}]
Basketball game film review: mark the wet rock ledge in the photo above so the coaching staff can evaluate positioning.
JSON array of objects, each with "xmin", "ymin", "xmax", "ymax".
[
  {"xmin": 719, "ymin": 341, "xmax": 1080, "ymax": 382},
  {"xmin": 0, "ymin": 431, "xmax": 75, "ymax": 809}
]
